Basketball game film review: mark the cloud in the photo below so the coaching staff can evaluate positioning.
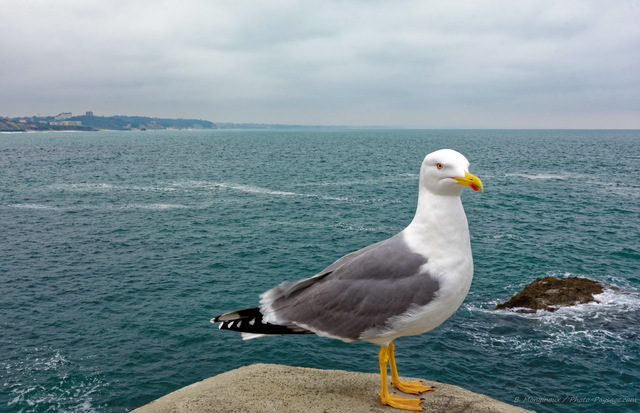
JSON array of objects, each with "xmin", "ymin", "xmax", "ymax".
[{"xmin": 1, "ymin": 0, "xmax": 639, "ymax": 127}]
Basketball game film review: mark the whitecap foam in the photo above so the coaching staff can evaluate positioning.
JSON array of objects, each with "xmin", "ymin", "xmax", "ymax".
[
  {"xmin": 126, "ymin": 185, "xmax": 176, "ymax": 192},
  {"xmin": 221, "ymin": 183, "xmax": 361, "ymax": 202},
  {"xmin": 532, "ymin": 288, "xmax": 640, "ymax": 323},
  {"xmin": 330, "ymin": 221, "xmax": 398, "ymax": 233},
  {"xmin": 115, "ymin": 203, "xmax": 190, "ymax": 210},
  {"xmin": 165, "ymin": 180, "xmax": 299, "ymax": 196},
  {"xmin": 317, "ymin": 194, "xmax": 355, "ymax": 202},
  {"xmin": 171, "ymin": 180, "xmax": 355, "ymax": 202},
  {"xmin": 480, "ymin": 284, "xmax": 640, "ymax": 320},
  {"xmin": 295, "ymin": 173, "xmax": 418, "ymax": 188},
  {"xmin": 466, "ymin": 283, "xmax": 640, "ymax": 356},
  {"xmin": 476, "ymin": 233, "xmax": 520, "ymax": 241},
  {"xmin": 9, "ymin": 203, "xmax": 60, "ymax": 210},
  {"xmin": 41, "ymin": 350, "xmax": 68, "ymax": 371},
  {"xmin": 216, "ymin": 182, "xmax": 300, "ymax": 197},
  {"xmin": 3, "ymin": 347, "xmax": 103, "ymax": 413},
  {"xmin": 505, "ymin": 172, "xmax": 572, "ymax": 180},
  {"xmin": 50, "ymin": 183, "xmax": 177, "ymax": 192},
  {"xmin": 136, "ymin": 203, "xmax": 189, "ymax": 210},
  {"xmin": 49, "ymin": 179, "xmax": 372, "ymax": 204},
  {"xmin": 49, "ymin": 183, "xmax": 116, "ymax": 191}
]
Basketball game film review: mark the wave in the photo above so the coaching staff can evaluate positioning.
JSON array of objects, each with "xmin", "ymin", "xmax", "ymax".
[
  {"xmin": 8, "ymin": 202, "xmax": 190, "ymax": 212},
  {"xmin": 465, "ymin": 283, "xmax": 640, "ymax": 356},
  {"xmin": 114, "ymin": 203, "xmax": 191, "ymax": 211},
  {"xmin": 294, "ymin": 173, "xmax": 419, "ymax": 188},
  {"xmin": 50, "ymin": 180, "xmax": 310, "ymax": 198},
  {"xmin": 35, "ymin": 179, "xmax": 394, "ymax": 209},
  {"xmin": 224, "ymin": 183, "xmax": 354, "ymax": 202},
  {"xmin": 170, "ymin": 180, "xmax": 354, "ymax": 202},
  {"xmin": 49, "ymin": 183, "xmax": 176, "ymax": 192},
  {"xmin": 599, "ymin": 183, "xmax": 640, "ymax": 198},
  {"xmin": 8, "ymin": 203, "xmax": 62, "ymax": 210},
  {"xmin": 503, "ymin": 173, "xmax": 640, "ymax": 199},
  {"xmin": 505, "ymin": 172, "xmax": 573, "ymax": 180},
  {"xmin": 486, "ymin": 287, "xmax": 640, "ymax": 322},
  {"xmin": 330, "ymin": 221, "xmax": 401, "ymax": 234},
  {"xmin": 50, "ymin": 183, "xmax": 117, "ymax": 191},
  {"xmin": 476, "ymin": 232, "xmax": 520, "ymax": 240},
  {"xmin": 213, "ymin": 182, "xmax": 300, "ymax": 197},
  {"xmin": 3, "ymin": 347, "xmax": 103, "ymax": 413}
]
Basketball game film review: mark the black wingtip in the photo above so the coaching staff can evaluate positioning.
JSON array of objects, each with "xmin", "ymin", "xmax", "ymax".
[{"xmin": 212, "ymin": 307, "xmax": 312, "ymax": 335}]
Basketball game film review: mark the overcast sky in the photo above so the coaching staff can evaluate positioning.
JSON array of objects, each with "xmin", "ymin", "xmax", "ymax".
[{"xmin": 1, "ymin": 0, "xmax": 639, "ymax": 128}]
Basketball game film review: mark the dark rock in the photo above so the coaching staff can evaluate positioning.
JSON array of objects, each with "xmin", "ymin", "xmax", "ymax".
[{"xmin": 495, "ymin": 276, "xmax": 605, "ymax": 313}]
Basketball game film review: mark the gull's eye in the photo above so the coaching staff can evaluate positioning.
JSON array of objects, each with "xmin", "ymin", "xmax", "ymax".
[{"xmin": 436, "ymin": 163, "xmax": 444, "ymax": 170}]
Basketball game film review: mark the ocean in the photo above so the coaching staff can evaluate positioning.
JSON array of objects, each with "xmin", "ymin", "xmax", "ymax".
[{"xmin": 1, "ymin": 129, "xmax": 638, "ymax": 413}]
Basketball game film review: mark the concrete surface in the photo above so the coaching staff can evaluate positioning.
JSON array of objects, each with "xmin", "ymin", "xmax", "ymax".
[{"xmin": 132, "ymin": 363, "xmax": 534, "ymax": 413}]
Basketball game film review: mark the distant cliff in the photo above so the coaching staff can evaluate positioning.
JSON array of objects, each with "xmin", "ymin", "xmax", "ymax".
[
  {"xmin": 1, "ymin": 115, "xmax": 217, "ymax": 132},
  {"xmin": 0, "ymin": 118, "xmax": 31, "ymax": 132},
  {"xmin": 73, "ymin": 115, "xmax": 217, "ymax": 130}
]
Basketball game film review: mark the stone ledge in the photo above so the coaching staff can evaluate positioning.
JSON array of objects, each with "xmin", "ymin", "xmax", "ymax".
[{"xmin": 132, "ymin": 363, "xmax": 534, "ymax": 413}]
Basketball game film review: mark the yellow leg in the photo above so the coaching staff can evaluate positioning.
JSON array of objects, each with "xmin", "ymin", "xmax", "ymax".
[
  {"xmin": 389, "ymin": 342, "xmax": 436, "ymax": 395},
  {"xmin": 378, "ymin": 344, "xmax": 424, "ymax": 411}
]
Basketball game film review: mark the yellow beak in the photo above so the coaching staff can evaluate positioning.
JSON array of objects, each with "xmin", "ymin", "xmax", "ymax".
[{"xmin": 453, "ymin": 171, "xmax": 484, "ymax": 192}]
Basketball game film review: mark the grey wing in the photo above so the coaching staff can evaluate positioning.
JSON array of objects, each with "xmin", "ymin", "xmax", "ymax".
[
  {"xmin": 261, "ymin": 233, "xmax": 440, "ymax": 341},
  {"xmin": 259, "ymin": 239, "xmax": 382, "ymax": 301}
]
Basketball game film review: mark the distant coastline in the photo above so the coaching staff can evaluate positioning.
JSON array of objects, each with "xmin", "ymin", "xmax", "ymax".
[
  {"xmin": 0, "ymin": 112, "xmax": 363, "ymax": 132},
  {"xmin": 0, "ymin": 112, "xmax": 217, "ymax": 132}
]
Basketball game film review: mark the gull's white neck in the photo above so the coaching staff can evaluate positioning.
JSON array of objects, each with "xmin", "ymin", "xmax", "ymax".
[{"xmin": 402, "ymin": 187, "xmax": 471, "ymax": 267}]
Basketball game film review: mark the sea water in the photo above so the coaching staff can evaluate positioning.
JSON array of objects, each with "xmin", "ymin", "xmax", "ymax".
[{"xmin": 1, "ymin": 129, "xmax": 638, "ymax": 413}]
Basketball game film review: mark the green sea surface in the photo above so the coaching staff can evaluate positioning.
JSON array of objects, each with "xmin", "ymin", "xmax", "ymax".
[{"xmin": 1, "ymin": 129, "xmax": 638, "ymax": 412}]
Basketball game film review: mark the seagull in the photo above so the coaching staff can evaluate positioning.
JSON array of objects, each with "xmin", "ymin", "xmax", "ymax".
[{"xmin": 211, "ymin": 149, "xmax": 483, "ymax": 411}]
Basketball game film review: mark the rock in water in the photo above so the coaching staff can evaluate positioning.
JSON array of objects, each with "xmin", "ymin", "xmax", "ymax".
[{"xmin": 495, "ymin": 276, "xmax": 605, "ymax": 313}]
